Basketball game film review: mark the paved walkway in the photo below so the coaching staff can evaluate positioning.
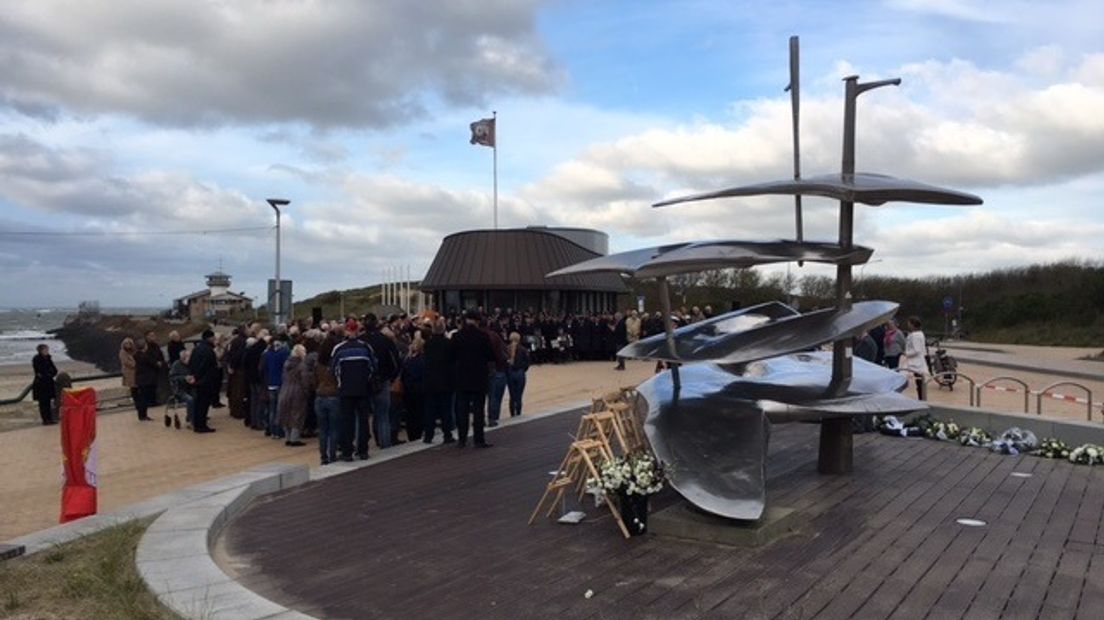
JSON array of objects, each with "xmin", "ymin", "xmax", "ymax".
[
  {"xmin": 943, "ymin": 342, "xmax": 1103, "ymax": 382},
  {"xmin": 0, "ymin": 361, "xmax": 654, "ymax": 541}
]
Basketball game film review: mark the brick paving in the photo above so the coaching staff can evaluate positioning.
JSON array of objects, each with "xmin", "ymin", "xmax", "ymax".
[{"xmin": 221, "ymin": 408, "xmax": 1104, "ymax": 620}]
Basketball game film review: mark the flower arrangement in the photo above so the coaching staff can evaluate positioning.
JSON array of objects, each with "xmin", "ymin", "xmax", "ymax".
[
  {"xmin": 989, "ymin": 427, "xmax": 1038, "ymax": 455},
  {"xmin": 590, "ymin": 452, "xmax": 665, "ymax": 497},
  {"xmin": 1069, "ymin": 444, "xmax": 1104, "ymax": 465},
  {"xmin": 911, "ymin": 414, "xmax": 937, "ymax": 436},
  {"xmin": 958, "ymin": 427, "xmax": 991, "ymax": 447},
  {"xmin": 877, "ymin": 415, "xmax": 923, "ymax": 437},
  {"xmin": 1032, "ymin": 438, "xmax": 1070, "ymax": 459},
  {"xmin": 925, "ymin": 420, "xmax": 961, "ymax": 441}
]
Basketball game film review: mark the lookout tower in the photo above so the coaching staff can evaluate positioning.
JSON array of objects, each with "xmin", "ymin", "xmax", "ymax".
[{"xmin": 205, "ymin": 271, "xmax": 231, "ymax": 297}]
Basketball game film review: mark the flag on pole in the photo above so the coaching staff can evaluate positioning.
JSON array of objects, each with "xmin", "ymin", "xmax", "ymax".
[{"xmin": 469, "ymin": 117, "xmax": 495, "ymax": 147}]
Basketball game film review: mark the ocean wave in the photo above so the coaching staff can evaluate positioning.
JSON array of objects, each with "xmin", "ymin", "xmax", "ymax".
[{"xmin": 0, "ymin": 330, "xmax": 57, "ymax": 341}]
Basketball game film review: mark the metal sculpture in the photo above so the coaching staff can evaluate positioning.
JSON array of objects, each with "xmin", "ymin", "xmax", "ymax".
[{"xmin": 548, "ymin": 37, "xmax": 982, "ymax": 521}]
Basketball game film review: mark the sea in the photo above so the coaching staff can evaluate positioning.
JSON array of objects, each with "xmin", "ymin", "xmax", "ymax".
[{"xmin": 0, "ymin": 307, "xmax": 164, "ymax": 367}]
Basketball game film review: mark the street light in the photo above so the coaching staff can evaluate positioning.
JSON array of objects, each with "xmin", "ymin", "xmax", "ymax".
[
  {"xmin": 267, "ymin": 198, "xmax": 290, "ymax": 325},
  {"xmin": 856, "ymin": 259, "xmax": 883, "ymax": 300}
]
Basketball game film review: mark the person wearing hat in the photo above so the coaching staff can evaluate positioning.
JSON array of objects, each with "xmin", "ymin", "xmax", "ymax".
[
  {"xmin": 449, "ymin": 309, "xmax": 495, "ymax": 448},
  {"xmin": 186, "ymin": 328, "xmax": 220, "ymax": 433},
  {"xmin": 331, "ymin": 318, "xmax": 378, "ymax": 460}
]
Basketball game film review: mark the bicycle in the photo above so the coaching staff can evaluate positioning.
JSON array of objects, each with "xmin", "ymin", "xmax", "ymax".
[{"xmin": 926, "ymin": 338, "xmax": 958, "ymax": 390}]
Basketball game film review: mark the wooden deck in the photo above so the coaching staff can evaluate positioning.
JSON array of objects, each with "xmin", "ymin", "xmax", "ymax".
[{"xmin": 220, "ymin": 409, "xmax": 1104, "ymax": 619}]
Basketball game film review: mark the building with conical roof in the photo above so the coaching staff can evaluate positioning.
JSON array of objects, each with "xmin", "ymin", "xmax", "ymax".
[{"xmin": 420, "ymin": 226, "xmax": 627, "ymax": 314}]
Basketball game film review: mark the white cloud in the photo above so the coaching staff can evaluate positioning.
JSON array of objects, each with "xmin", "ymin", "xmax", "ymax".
[
  {"xmin": 1016, "ymin": 45, "xmax": 1065, "ymax": 77},
  {"xmin": 0, "ymin": 0, "xmax": 559, "ymax": 129},
  {"xmin": 885, "ymin": 0, "xmax": 1009, "ymax": 22}
]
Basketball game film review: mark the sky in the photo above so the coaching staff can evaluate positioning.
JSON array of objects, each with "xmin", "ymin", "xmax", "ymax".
[{"xmin": 0, "ymin": 0, "xmax": 1101, "ymax": 308}]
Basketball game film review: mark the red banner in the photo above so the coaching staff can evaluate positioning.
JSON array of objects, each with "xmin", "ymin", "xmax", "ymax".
[{"xmin": 59, "ymin": 387, "xmax": 98, "ymax": 523}]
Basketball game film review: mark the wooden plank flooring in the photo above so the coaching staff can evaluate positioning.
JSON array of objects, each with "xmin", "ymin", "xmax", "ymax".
[{"xmin": 220, "ymin": 410, "xmax": 1104, "ymax": 620}]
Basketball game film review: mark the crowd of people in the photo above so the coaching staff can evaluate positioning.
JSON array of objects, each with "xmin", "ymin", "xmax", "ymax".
[
  {"xmin": 440, "ymin": 304, "xmax": 719, "ymax": 367},
  {"xmin": 110, "ymin": 309, "xmax": 533, "ymax": 465},
  {"xmin": 29, "ymin": 304, "xmax": 931, "ymax": 441}
]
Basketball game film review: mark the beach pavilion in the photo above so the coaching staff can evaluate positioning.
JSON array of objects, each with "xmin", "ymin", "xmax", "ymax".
[{"xmin": 419, "ymin": 226, "xmax": 627, "ymax": 314}]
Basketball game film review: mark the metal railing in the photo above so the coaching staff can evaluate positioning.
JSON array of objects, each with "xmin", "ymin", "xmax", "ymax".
[
  {"xmin": 894, "ymin": 369, "xmax": 1099, "ymax": 423},
  {"xmin": 927, "ymin": 371, "xmax": 977, "ymax": 406},
  {"xmin": 0, "ymin": 372, "xmax": 122, "ymax": 406},
  {"xmin": 975, "ymin": 376, "xmax": 1031, "ymax": 414},
  {"xmin": 1035, "ymin": 381, "xmax": 1094, "ymax": 421}
]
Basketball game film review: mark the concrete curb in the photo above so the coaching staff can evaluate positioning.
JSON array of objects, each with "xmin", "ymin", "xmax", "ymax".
[{"xmin": 135, "ymin": 462, "xmax": 313, "ymax": 620}]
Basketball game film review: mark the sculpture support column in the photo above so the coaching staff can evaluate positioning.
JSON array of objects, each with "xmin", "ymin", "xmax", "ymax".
[
  {"xmin": 821, "ymin": 75, "xmax": 898, "ymax": 474},
  {"xmin": 818, "ymin": 417, "xmax": 853, "ymax": 474},
  {"xmin": 657, "ymin": 276, "xmax": 680, "ymax": 390}
]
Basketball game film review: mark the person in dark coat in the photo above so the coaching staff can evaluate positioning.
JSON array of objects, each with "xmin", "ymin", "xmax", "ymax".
[
  {"xmin": 332, "ymin": 319, "xmax": 377, "ymax": 460},
  {"xmin": 186, "ymin": 329, "xmax": 220, "ymax": 433},
  {"xmin": 167, "ymin": 330, "xmax": 185, "ymax": 364},
  {"xmin": 133, "ymin": 338, "xmax": 159, "ymax": 422},
  {"xmin": 422, "ymin": 318, "xmax": 455, "ymax": 444},
  {"xmin": 855, "ymin": 331, "xmax": 878, "ymax": 363},
  {"xmin": 868, "ymin": 322, "xmax": 887, "ymax": 366},
  {"xmin": 143, "ymin": 330, "xmax": 167, "ymax": 404},
  {"xmin": 243, "ymin": 332, "xmax": 267, "ymax": 430},
  {"xmin": 361, "ymin": 314, "xmax": 401, "ymax": 448},
  {"xmin": 449, "ymin": 310, "xmax": 495, "ymax": 448},
  {"xmin": 612, "ymin": 312, "xmax": 628, "ymax": 370},
  {"xmin": 32, "ymin": 344, "xmax": 58, "ymax": 425},
  {"xmin": 225, "ymin": 327, "xmax": 249, "ymax": 421},
  {"xmin": 400, "ymin": 338, "xmax": 426, "ymax": 442},
  {"xmin": 484, "ymin": 326, "xmax": 508, "ymax": 427},
  {"xmin": 506, "ymin": 332, "xmax": 530, "ymax": 418}
]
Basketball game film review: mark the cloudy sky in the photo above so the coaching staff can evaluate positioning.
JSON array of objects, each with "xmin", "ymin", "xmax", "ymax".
[{"xmin": 1, "ymin": 0, "xmax": 1101, "ymax": 308}]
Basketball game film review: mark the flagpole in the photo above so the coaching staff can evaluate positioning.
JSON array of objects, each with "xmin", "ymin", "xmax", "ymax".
[{"xmin": 492, "ymin": 110, "xmax": 498, "ymax": 230}]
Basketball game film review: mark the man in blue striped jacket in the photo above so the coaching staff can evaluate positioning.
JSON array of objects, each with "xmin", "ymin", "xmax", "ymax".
[{"xmin": 331, "ymin": 319, "xmax": 378, "ymax": 461}]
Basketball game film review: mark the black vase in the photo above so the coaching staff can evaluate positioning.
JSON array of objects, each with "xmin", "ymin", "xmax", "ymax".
[{"xmin": 618, "ymin": 491, "xmax": 649, "ymax": 536}]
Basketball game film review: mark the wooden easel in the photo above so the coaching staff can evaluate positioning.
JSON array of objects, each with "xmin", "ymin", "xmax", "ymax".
[
  {"xmin": 527, "ymin": 438, "xmax": 631, "ymax": 538},
  {"xmin": 576, "ymin": 409, "xmax": 628, "ymax": 456},
  {"xmin": 529, "ymin": 389, "xmax": 655, "ymax": 539}
]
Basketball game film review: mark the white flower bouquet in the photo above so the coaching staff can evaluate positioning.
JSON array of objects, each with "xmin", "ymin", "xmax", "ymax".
[
  {"xmin": 925, "ymin": 420, "xmax": 961, "ymax": 441},
  {"xmin": 589, "ymin": 452, "xmax": 665, "ymax": 497},
  {"xmin": 958, "ymin": 427, "xmax": 991, "ymax": 447},
  {"xmin": 1032, "ymin": 438, "xmax": 1070, "ymax": 459},
  {"xmin": 1069, "ymin": 443, "xmax": 1104, "ymax": 465}
]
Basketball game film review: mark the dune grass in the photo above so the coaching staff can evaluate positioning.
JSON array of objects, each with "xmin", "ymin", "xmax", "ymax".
[{"xmin": 0, "ymin": 520, "xmax": 177, "ymax": 620}]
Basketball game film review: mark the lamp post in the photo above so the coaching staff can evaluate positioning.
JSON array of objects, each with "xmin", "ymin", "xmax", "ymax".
[
  {"xmin": 856, "ymin": 259, "xmax": 884, "ymax": 299},
  {"xmin": 267, "ymin": 198, "xmax": 290, "ymax": 325}
]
